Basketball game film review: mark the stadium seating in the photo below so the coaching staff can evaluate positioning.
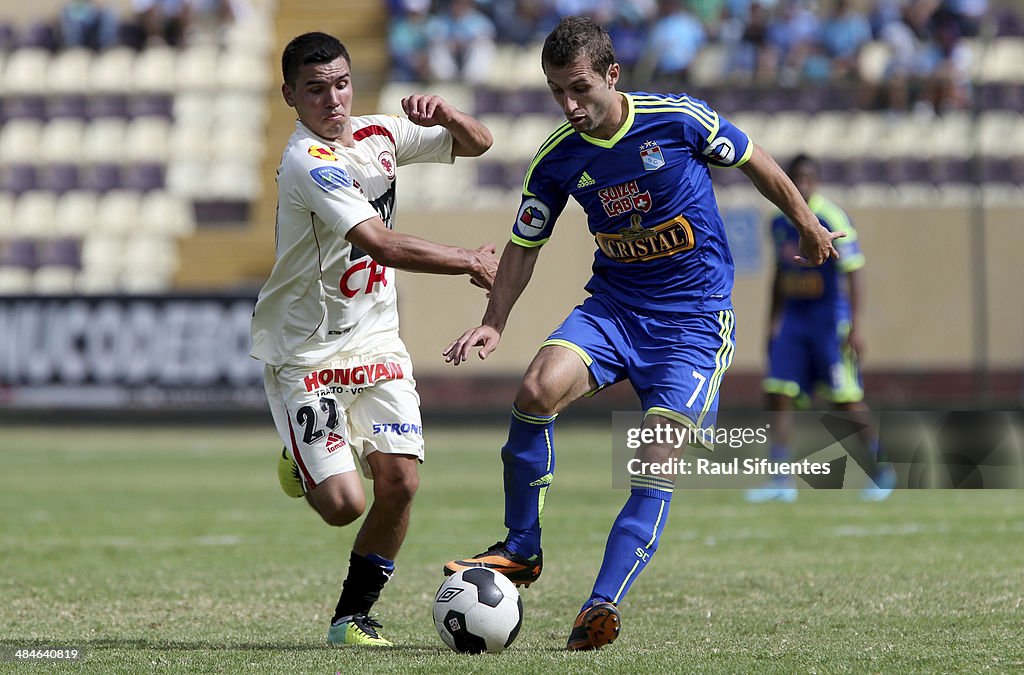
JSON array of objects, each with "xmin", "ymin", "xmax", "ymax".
[
  {"xmin": 0, "ymin": 8, "xmax": 273, "ymax": 295},
  {"xmin": 378, "ymin": 34, "xmax": 1024, "ymax": 214}
]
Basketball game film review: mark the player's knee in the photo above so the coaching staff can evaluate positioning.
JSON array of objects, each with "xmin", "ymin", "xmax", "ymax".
[
  {"xmin": 310, "ymin": 482, "xmax": 365, "ymax": 527},
  {"xmin": 375, "ymin": 469, "xmax": 419, "ymax": 505},
  {"xmin": 515, "ymin": 372, "xmax": 559, "ymax": 416},
  {"xmin": 317, "ymin": 498, "xmax": 365, "ymax": 527}
]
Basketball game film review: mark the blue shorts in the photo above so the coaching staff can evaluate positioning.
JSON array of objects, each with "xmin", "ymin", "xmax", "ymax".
[
  {"xmin": 544, "ymin": 295, "xmax": 736, "ymax": 437},
  {"xmin": 763, "ymin": 310, "xmax": 863, "ymax": 404}
]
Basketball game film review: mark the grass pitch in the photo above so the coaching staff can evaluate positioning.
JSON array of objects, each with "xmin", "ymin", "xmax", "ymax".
[{"xmin": 1, "ymin": 424, "xmax": 1022, "ymax": 673}]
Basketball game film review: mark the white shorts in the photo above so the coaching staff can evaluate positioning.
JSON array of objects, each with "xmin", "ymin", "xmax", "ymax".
[{"xmin": 264, "ymin": 346, "xmax": 423, "ymax": 489}]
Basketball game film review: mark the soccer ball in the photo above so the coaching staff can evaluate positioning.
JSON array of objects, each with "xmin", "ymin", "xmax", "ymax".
[{"xmin": 433, "ymin": 568, "xmax": 523, "ymax": 653}]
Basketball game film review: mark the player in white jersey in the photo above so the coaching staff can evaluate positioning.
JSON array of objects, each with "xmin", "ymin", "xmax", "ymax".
[{"xmin": 251, "ymin": 32, "xmax": 498, "ymax": 647}]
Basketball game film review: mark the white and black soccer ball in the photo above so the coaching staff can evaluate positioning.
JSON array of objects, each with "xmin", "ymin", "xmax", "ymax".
[{"xmin": 433, "ymin": 568, "xmax": 523, "ymax": 654}]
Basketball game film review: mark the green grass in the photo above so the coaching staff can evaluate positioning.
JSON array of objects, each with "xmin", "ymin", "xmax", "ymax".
[{"xmin": 1, "ymin": 425, "xmax": 1022, "ymax": 673}]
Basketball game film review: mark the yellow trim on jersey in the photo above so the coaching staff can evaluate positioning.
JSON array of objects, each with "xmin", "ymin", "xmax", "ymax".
[
  {"xmin": 734, "ymin": 138, "xmax": 754, "ymax": 167},
  {"xmin": 522, "ymin": 123, "xmax": 574, "ymax": 197},
  {"xmin": 579, "ymin": 92, "xmax": 636, "ymax": 149},
  {"xmin": 511, "ymin": 233, "xmax": 548, "ymax": 248},
  {"xmin": 763, "ymin": 377, "xmax": 802, "ymax": 398},
  {"xmin": 697, "ymin": 310, "xmax": 735, "ymax": 428},
  {"xmin": 808, "ymin": 193, "xmax": 864, "ymax": 273},
  {"xmin": 809, "ymin": 194, "xmax": 854, "ymax": 235},
  {"xmin": 541, "ymin": 339, "xmax": 594, "ymax": 366},
  {"xmin": 644, "ymin": 407, "xmax": 706, "ymax": 448},
  {"xmin": 632, "ymin": 93, "xmax": 717, "ymax": 126},
  {"xmin": 633, "ymin": 94, "xmax": 720, "ymax": 139}
]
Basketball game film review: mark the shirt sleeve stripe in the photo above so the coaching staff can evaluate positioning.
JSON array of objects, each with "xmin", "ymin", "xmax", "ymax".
[
  {"xmin": 733, "ymin": 137, "xmax": 754, "ymax": 167},
  {"xmin": 632, "ymin": 93, "xmax": 718, "ymax": 127},
  {"xmin": 522, "ymin": 125, "xmax": 575, "ymax": 197},
  {"xmin": 634, "ymin": 105, "xmax": 719, "ymax": 136},
  {"xmin": 511, "ymin": 233, "xmax": 548, "ymax": 248}
]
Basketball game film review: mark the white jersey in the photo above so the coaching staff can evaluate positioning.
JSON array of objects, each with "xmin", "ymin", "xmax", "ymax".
[{"xmin": 251, "ymin": 116, "xmax": 454, "ymax": 366}]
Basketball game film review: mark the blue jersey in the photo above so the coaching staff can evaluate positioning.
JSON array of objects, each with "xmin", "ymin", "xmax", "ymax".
[
  {"xmin": 771, "ymin": 193, "xmax": 864, "ymax": 321},
  {"xmin": 511, "ymin": 92, "xmax": 752, "ymax": 313}
]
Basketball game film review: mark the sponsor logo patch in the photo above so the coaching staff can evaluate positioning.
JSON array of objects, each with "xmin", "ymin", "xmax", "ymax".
[
  {"xmin": 595, "ymin": 214, "xmax": 695, "ymax": 263},
  {"xmin": 326, "ymin": 431, "xmax": 346, "ymax": 453},
  {"xmin": 303, "ymin": 361, "xmax": 404, "ymax": 392},
  {"xmin": 372, "ymin": 422, "xmax": 423, "ymax": 436},
  {"xmin": 598, "ymin": 180, "xmax": 653, "ymax": 217},
  {"xmin": 577, "ymin": 171, "xmax": 596, "ymax": 188},
  {"xmin": 308, "ymin": 145, "xmax": 337, "ymax": 161},
  {"xmin": 516, "ymin": 198, "xmax": 550, "ymax": 238},
  {"xmin": 309, "ymin": 166, "xmax": 353, "ymax": 192}
]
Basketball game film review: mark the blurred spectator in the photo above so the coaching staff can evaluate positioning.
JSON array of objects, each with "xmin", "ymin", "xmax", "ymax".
[
  {"xmin": 819, "ymin": 0, "xmax": 872, "ymax": 80},
  {"xmin": 60, "ymin": 0, "xmax": 120, "ymax": 50},
  {"xmin": 944, "ymin": 0, "xmax": 987, "ymax": 37},
  {"xmin": 390, "ymin": 0, "xmax": 433, "ymax": 81},
  {"xmin": 429, "ymin": 0, "xmax": 496, "ymax": 85},
  {"xmin": 636, "ymin": 0, "xmax": 705, "ymax": 86},
  {"xmin": 490, "ymin": 0, "xmax": 551, "ymax": 46},
  {"xmin": 607, "ymin": 4, "xmax": 656, "ymax": 78},
  {"xmin": 689, "ymin": 0, "xmax": 727, "ymax": 28},
  {"xmin": 191, "ymin": 0, "xmax": 250, "ymax": 43},
  {"xmin": 767, "ymin": 0, "xmax": 820, "ymax": 85},
  {"xmin": 726, "ymin": 1, "xmax": 777, "ymax": 84},
  {"xmin": 133, "ymin": 0, "xmax": 191, "ymax": 47},
  {"xmin": 918, "ymin": 9, "xmax": 973, "ymax": 112}
]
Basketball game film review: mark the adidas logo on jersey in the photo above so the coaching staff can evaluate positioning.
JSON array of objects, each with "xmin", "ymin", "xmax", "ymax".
[{"xmin": 577, "ymin": 172, "xmax": 596, "ymax": 188}]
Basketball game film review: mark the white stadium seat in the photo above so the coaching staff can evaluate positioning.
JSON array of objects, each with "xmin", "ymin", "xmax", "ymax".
[
  {"xmin": 54, "ymin": 190, "xmax": 100, "ymax": 238},
  {"xmin": 81, "ymin": 118, "xmax": 127, "ymax": 164},
  {"xmin": 0, "ymin": 119, "xmax": 43, "ymax": 164},
  {"xmin": 47, "ymin": 48, "xmax": 94, "ymax": 95},
  {"xmin": 2, "ymin": 48, "xmax": 50, "ymax": 96},
  {"xmin": 89, "ymin": 47, "xmax": 136, "ymax": 95},
  {"xmin": 94, "ymin": 189, "xmax": 142, "ymax": 236},
  {"xmin": 11, "ymin": 191, "xmax": 58, "ymax": 238}
]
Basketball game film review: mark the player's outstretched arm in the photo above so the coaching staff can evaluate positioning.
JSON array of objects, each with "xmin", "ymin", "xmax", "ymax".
[
  {"xmin": 401, "ymin": 94, "xmax": 493, "ymax": 158},
  {"xmin": 739, "ymin": 144, "xmax": 844, "ymax": 265},
  {"xmin": 443, "ymin": 242, "xmax": 541, "ymax": 365},
  {"xmin": 346, "ymin": 216, "xmax": 498, "ymax": 289}
]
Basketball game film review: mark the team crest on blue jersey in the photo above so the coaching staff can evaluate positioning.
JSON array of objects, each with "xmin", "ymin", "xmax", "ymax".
[
  {"xmin": 639, "ymin": 141, "xmax": 665, "ymax": 171},
  {"xmin": 516, "ymin": 198, "xmax": 550, "ymax": 238}
]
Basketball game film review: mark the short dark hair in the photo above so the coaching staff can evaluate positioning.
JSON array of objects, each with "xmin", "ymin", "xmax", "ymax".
[
  {"xmin": 282, "ymin": 32, "xmax": 351, "ymax": 87},
  {"xmin": 541, "ymin": 16, "xmax": 616, "ymax": 77},
  {"xmin": 787, "ymin": 153, "xmax": 819, "ymax": 177}
]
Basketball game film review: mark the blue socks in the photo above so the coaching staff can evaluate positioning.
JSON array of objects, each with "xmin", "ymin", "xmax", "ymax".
[
  {"xmin": 501, "ymin": 406, "xmax": 556, "ymax": 559},
  {"xmin": 584, "ymin": 475, "xmax": 673, "ymax": 611}
]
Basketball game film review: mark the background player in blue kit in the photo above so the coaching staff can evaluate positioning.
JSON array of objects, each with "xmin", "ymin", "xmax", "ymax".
[
  {"xmin": 441, "ymin": 16, "xmax": 842, "ymax": 650},
  {"xmin": 747, "ymin": 154, "xmax": 897, "ymax": 504}
]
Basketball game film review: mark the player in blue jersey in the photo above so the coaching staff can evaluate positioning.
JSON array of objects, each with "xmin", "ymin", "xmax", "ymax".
[
  {"xmin": 746, "ymin": 154, "xmax": 896, "ymax": 504},
  {"xmin": 440, "ymin": 17, "xmax": 843, "ymax": 650}
]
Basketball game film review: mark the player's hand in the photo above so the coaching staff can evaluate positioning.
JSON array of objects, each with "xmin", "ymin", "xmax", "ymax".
[
  {"xmin": 468, "ymin": 243, "xmax": 498, "ymax": 291},
  {"xmin": 846, "ymin": 325, "xmax": 865, "ymax": 358},
  {"xmin": 794, "ymin": 225, "xmax": 844, "ymax": 266},
  {"xmin": 443, "ymin": 325, "xmax": 501, "ymax": 365},
  {"xmin": 401, "ymin": 94, "xmax": 454, "ymax": 127}
]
